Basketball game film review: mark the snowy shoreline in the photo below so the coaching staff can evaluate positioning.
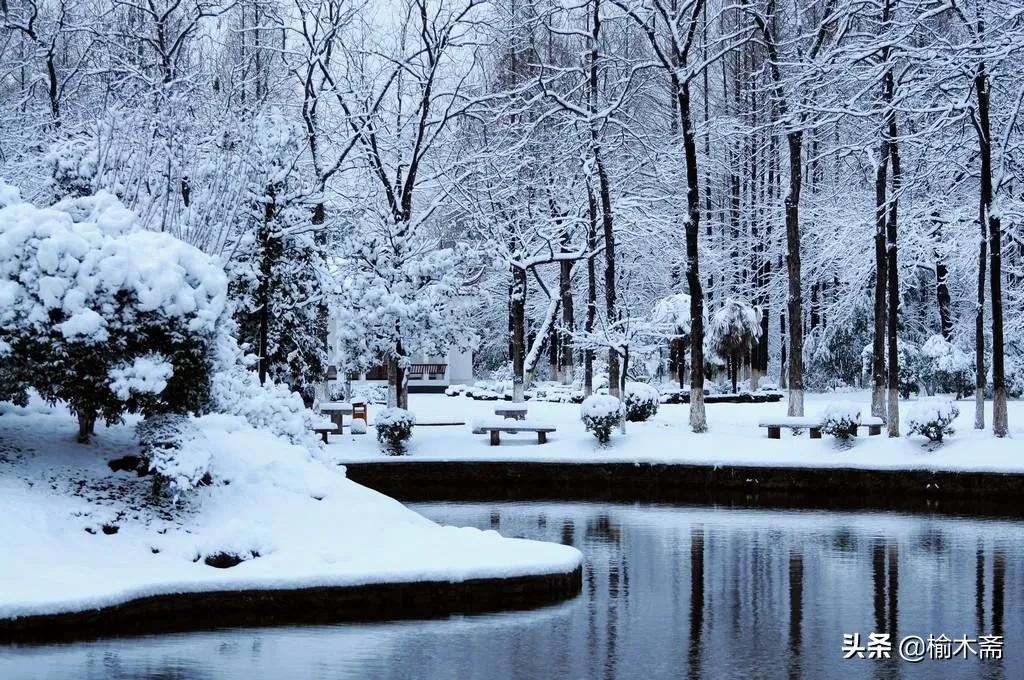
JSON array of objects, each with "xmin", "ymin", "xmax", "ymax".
[
  {"xmin": 0, "ymin": 567, "xmax": 584, "ymax": 643},
  {"xmin": 0, "ymin": 402, "xmax": 583, "ymax": 637}
]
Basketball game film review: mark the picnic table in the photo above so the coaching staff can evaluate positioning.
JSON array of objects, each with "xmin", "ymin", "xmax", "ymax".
[
  {"xmin": 319, "ymin": 401, "xmax": 354, "ymax": 430},
  {"xmin": 494, "ymin": 404, "xmax": 528, "ymax": 421}
]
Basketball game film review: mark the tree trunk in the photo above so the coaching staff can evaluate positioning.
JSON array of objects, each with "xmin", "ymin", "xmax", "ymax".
[
  {"xmin": 511, "ymin": 267, "xmax": 527, "ymax": 403},
  {"xmin": 885, "ymin": 132, "xmax": 901, "ymax": 437},
  {"xmin": 936, "ymin": 259, "xmax": 953, "ymax": 340},
  {"xmin": 584, "ymin": 187, "xmax": 598, "ymax": 397},
  {"xmin": 975, "ymin": 204, "xmax": 988, "ymax": 430},
  {"xmin": 976, "ymin": 56, "xmax": 1008, "ymax": 436},
  {"xmin": 872, "ymin": 148, "xmax": 889, "ymax": 419},
  {"xmin": 784, "ymin": 130, "xmax": 805, "ymax": 417},
  {"xmin": 256, "ymin": 185, "xmax": 277, "ymax": 385},
  {"xmin": 779, "ymin": 312, "xmax": 787, "ymax": 389},
  {"xmin": 884, "ymin": 63, "xmax": 901, "ymax": 437},
  {"xmin": 77, "ymin": 410, "xmax": 96, "ymax": 444},
  {"xmin": 559, "ymin": 255, "xmax": 574, "ymax": 383},
  {"xmin": 548, "ymin": 300, "xmax": 560, "ymax": 380},
  {"xmin": 682, "ymin": 85, "xmax": 707, "ymax": 432}
]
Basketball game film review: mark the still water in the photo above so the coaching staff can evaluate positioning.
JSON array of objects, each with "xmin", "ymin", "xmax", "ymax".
[{"xmin": 1, "ymin": 501, "xmax": 1021, "ymax": 679}]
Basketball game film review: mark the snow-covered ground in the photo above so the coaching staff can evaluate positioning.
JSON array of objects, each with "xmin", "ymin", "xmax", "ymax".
[
  {"xmin": 0, "ymin": 401, "xmax": 581, "ymax": 621},
  {"xmin": 327, "ymin": 390, "xmax": 1024, "ymax": 473}
]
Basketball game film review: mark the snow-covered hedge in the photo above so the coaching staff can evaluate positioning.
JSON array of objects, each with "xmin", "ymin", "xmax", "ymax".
[
  {"xmin": 136, "ymin": 414, "xmax": 212, "ymax": 502},
  {"xmin": 375, "ymin": 407, "xmax": 415, "ymax": 455},
  {"xmin": 623, "ymin": 382, "xmax": 659, "ymax": 422},
  {"xmin": 907, "ymin": 398, "xmax": 959, "ymax": 443},
  {"xmin": 581, "ymin": 395, "xmax": 623, "ymax": 444},
  {"xmin": 821, "ymin": 402, "xmax": 862, "ymax": 439}
]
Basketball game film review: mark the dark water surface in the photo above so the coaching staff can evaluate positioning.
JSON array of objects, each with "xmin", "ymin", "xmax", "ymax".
[{"xmin": 1, "ymin": 501, "xmax": 1021, "ymax": 679}]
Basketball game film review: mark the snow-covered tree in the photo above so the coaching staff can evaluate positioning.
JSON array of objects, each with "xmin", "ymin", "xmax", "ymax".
[{"xmin": 708, "ymin": 299, "xmax": 762, "ymax": 394}]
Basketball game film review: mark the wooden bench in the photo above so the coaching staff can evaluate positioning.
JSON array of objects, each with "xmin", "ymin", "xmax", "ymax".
[
  {"xmin": 759, "ymin": 415, "xmax": 885, "ymax": 439},
  {"xmin": 472, "ymin": 419, "xmax": 556, "ymax": 445},
  {"xmin": 409, "ymin": 363, "xmax": 448, "ymax": 380}
]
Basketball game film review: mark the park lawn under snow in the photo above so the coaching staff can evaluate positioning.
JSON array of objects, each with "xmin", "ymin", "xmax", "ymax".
[
  {"xmin": 0, "ymin": 400, "xmax": 581, "ymax": 621},
  {"xmin": 327, "ymin": 391, "xmax": 1024, "ymax": 473}
]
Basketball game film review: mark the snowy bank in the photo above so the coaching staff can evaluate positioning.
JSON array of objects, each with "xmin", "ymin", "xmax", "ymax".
[
  {"xmin": 325, "ymin": 391, "xmax": 1024, "ymax": 473},
  {"xmin": 0, "ymin": 402, "xmax": 582, "ymax": 631}
]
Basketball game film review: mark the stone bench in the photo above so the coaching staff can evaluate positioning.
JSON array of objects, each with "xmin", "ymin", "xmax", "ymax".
[
  {"xmin": 758, "ymin": 415, "xmax": 884, "ymax": 439},
  {"xmin": 472, "ymin": 419, "xmax": 556, "ymax": 446},
  {"xmin": 312, "ymin": 423, "xmax": 340, "ymax": 444}
]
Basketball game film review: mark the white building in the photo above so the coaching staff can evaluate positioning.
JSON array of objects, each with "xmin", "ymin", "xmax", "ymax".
[{"xmin": 325, "ymin": 318, "xmax": 473, "ymax": 393}]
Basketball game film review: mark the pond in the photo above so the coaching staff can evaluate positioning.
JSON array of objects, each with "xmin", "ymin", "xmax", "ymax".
[{"xmin": 1, "ymin": 501, "xmax": 1020, "ymax": 679}]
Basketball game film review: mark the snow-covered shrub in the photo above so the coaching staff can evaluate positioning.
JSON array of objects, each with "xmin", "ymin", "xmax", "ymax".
[
  {"xmin": 47, "ymin": 137, "xmax": 99, "ymax": 200},
  {"xmin": 821, "ymin": 402, "xmax": 862, "ymax": 439},
  {"xmin": 136, "ymin": 414, "xmax": 212, "ymax": 502},
  {"xmin": 897, "ymin": 340, "xmax": 923, "ymax": 398},
  {"xmin": 907, "ymin": 398, "xmax": 959, "ymax": 443},
  {"xmin": 351, "ymin": 418, "xmax": 367, "ymax": 435},
  {"xmin": 207, "ymin": 327, "xmax": 319, "ymax": 449},
  {"xmin": 581, "ymin": 395, "xmax": 623, "ymax": 444},
  {"xmin": 0, "ymin": 187, "xmax": 228, "ymax": 441},
  {"xmin": 623, "ymin": 382, "xmax": 660, "ymax": 422},
  {"xmin": 375, "ymin": 407, "xmax": 415, "ymax": 454},
  {"xmin": 351, "ymin": 383, "xmax": 387, "ymax": 405},
  {"xmin": 1005, "ymin": 357, "xmax": 1024, "ymax": 399},
  {"xmin": 920, "ymin": 335, "xmax": 972, "ymax": 397}
]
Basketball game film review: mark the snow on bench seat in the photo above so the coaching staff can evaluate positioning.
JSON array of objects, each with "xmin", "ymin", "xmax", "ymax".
[
  {"xmin": 471, "ymin": 418, "xmax": 557, "ymax": 445},
  {"xmin": 757, "ymin": 416, "xmax": 823, "ymax": 428},
  {"xmin": 758, "ymin": 413, "xmax": 884, "ymax": 439}
]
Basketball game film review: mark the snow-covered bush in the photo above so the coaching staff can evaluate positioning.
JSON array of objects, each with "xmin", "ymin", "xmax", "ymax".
[
  {"xmin": 907, "ymin": 398, "xmax": 959, "ymax": 443},
  {"xmin": 919, "ymin": 335, "xmax": 972, "ymax": 397},
  {"xmin": 351, "ymin": 418, "xmax": 367, "ymax": 435},
  {"xmin": 136, "ymin": 414, "xmax": 212, "ymax": 502},
  {"xmin": 0, "ymin": 187, "xmax": 228, "ymax": 441},
  {"xmin": 623, "ymin": 382, "xmax": 660, "ymax": 422},
  {"xmin": 581, "ymin": 395, "xmax": 623, "ymax": 444},
  {"xmin": 375, "ymin": 407, "xmax": 415, "ymax": 454},
  {"xmin": 1005, "ymin": 357, "xmax": 1024, "ymax": 399},
  {"xmin": 47, "ymin": 137, "xmax": 99, "ymax": 200},
  {"xmin": 821, "ymin": 402, "xmax": 862, "ymax": 439},
  {"xmin": 207, "ymin": 327, "xmax": 320, "ymax": 449}
]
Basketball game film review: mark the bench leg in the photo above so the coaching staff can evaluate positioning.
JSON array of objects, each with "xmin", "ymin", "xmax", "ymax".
[
  {"xmin": 809, "ymin": 427, "xmax": 822, "ymax": 439},
  {"xmin": 489, "ymin": 430, "xmax": 500, "ymax": 446},
  {"xmin": 768, "ymin": 426, "xmax": 781, "ymax": 439},
  {"xmin": 538, "ymin": 431, "xmax": 547, "ymax": 444},
  {"xmin": 869, "ymin": 425, "xmax": 881, "ymax": 436},
  {"xmin": 320, "ymin": 431, "xmax": 329, "ymax": 444}
]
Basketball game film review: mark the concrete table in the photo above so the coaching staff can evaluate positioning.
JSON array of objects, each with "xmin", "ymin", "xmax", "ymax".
[
  {"xmin": 494, "ymin": 405, "xmax": 528, "ymax": 421},
  {"xmin": 320, "ymin": 401, "xmax": 354, "ymax": 431}
]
